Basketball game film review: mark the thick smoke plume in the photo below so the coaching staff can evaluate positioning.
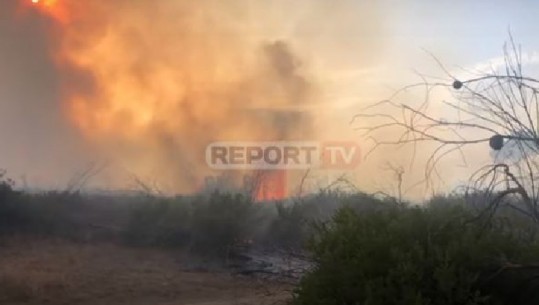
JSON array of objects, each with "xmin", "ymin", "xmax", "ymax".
[
  {"xmin": 1, "ymin": 0, "xmax": 387, "ymax": 194},
  {"xmin": 26, "ymin": 0, "xmax": 320, "ymax": 193}
]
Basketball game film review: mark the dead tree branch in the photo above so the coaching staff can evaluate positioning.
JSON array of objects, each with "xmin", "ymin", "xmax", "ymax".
[{"xmin": 354, "ymin": 37, "xmax": 539, "ymax": 222}]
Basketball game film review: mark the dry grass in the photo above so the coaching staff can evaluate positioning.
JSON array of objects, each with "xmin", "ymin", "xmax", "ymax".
[{"xmin": 0, "ymin": 237, "xmax": 292, "ymax": 305}]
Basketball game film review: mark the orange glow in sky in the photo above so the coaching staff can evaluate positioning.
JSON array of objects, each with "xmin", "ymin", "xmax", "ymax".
[{"xmin": 29, "ymin": 0, "xmax": 69, "ymax": 23}]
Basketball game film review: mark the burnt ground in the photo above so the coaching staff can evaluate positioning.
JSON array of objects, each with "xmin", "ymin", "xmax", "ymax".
[{"xmin": 0, "ymin": 237, "xmax": 294, "ymax": 305}]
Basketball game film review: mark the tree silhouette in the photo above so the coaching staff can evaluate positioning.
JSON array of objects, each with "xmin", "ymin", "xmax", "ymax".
[{"xmin": 353, "ymin": 37, "xmax": 539, "ymax": 222}]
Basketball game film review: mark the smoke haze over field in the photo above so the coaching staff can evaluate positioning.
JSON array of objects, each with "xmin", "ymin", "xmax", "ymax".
[{"xmin": 1, "ymin": 0, "xmax": 538, "ymax": 197}]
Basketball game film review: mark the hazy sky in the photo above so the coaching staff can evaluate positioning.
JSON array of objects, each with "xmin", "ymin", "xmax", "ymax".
[
  {"xmin": 0, "ymin": 0, "xmax": 537, "ymax": 195},
  {"xmin": 331, "ymin": 0, "xmax": 539, "ymax": 90}
]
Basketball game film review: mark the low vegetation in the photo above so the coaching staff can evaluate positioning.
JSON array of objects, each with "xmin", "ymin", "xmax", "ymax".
[
  {"xmin": 1, "ymin": 172, "xmax": 539, "ymax": 304},
  {"xmin": 294, "ymin": 200, "xmax": 539, "ymax": 305}
]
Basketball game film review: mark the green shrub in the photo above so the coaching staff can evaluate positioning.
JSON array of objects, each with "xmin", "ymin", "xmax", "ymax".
[
  {"xmin": 190, "ymin": 192, "xmax": 255, "ymax": 256},
  {"xmin": 123, "ymin": 192, "xmax": 257, "ymax": 257},
  {"xmin": 0, "ymin": 174, "xmax": 25, "ymax": 233},
  {"xmin": 258, "ymin": 191, "xmax": 395, "ymax": 250},
  {"xmin": 262, "ymin": 201, "xmax": 310, "ymax": 250},
  {"xmin": 20, "ymin": 192, "xmax": 82, "ymax": 237},
  {"xmin": 294, "ymin": 203, "xmax": 539, "ymax": 305},
  {"xmin": 0, "ymin": 172, "xmax": 78, "ymax": 236},
  {"xmin": 123, "ymin": 197, "xmax": 192, "ymax": 247}
]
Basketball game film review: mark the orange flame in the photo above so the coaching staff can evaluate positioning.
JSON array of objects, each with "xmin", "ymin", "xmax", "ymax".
[
  {"xmin": 29, "ymin": 0, "xmax": 69, "ymax": 23},
  {"xmin": 254, "ymin": 171, "xmax": 288, "ymax": 202},
  {"xmin": 29, "ymin": 0, "xmax": 318, "ymax": 193}
]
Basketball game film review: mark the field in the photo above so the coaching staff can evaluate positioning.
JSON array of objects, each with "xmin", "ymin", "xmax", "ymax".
[
  {"xmin": 0, "ymin": 237, "xmax": 292, "ymax": 305},
  {"xmin": 2, "ymin": 182, "xmax": 539, "ymax": 304}
]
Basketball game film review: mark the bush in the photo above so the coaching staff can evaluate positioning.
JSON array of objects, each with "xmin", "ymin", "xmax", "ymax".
[
  {"xmin": 262, "ymin": 201, "xmax": 311, "ymax": 250},
  {"xmin": 190, "ymin": 192, "xmax": 255, "ymax": 256},
  {"xmin": 258, "ymin": 191, "xmax": 395, "ymax": 250},
  {"xmin": 0, "ymin": 173, "xmax": 78, "ymax": 236},
  {"xmin": 0, "ymin": 173, "xmax": 25, "ymax": 233},
  {"xmin": 124, "ymin": 192, "xmax": 257, "ymax": 257},
  {"xmin": 293, "ymin": 203, "xmax": 539, "ymax": 305},
  {"xmin": 123, "ymin": 197, "xmax": 192, "ymax": 247}
]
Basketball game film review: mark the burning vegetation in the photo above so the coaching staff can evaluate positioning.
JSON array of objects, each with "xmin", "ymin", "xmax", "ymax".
[
  {"xmin": 23, "ymin": 0, "xmax": 321, "ymax": 196},
  {"xmin": 3, "ymin": 2, "xmax": 539, "ymax": 305}
]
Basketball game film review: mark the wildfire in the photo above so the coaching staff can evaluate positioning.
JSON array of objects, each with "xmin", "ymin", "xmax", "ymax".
[
  {"xmin": 29, "ymin": 0, "xmax": 69, "ymax": 23},
  {"xmin": 254, "ymin": 171, "xmax": 288, "ymax": 202},
  {"xmin": 25, "ymin": 0, "xmax": 318, "ymax": 194}
]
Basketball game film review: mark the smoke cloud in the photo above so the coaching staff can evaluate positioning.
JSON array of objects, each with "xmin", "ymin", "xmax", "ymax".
[{"xmin": 0, "ymin": 0, "xmax": 387, "ymax": 193}]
